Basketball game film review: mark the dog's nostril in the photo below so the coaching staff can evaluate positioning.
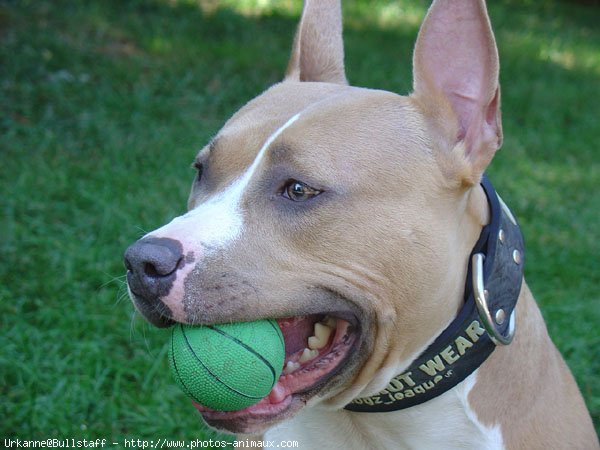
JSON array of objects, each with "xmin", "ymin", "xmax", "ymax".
[
  {"xmin": 124, "ymin": 237, "xmax": 185, "ymax": 285},
  {"xmin": 144, "ymin": 262, "xmax": 160, "ymax": 278},
  {"xmin": 143, "ymin": 255, "xmax": 183, "ymax": 278}
]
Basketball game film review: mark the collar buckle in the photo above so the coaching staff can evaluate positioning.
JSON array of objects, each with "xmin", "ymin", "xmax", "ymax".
[
  {"xmin": 471, "ymin": 186, "xmax": 524, "ymax": 347},
  {"xmin": 472, "ymin": 252, "xmax": 516, "ymax": 345}
]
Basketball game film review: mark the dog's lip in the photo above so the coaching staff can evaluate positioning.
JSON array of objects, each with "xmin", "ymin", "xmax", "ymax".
[
  {"xmin": 197, "ymin": 395, "xmax": 302, "ymax": 435},
  {"xmin": 128, "ymin": 290, "xmax": 176, "ymax": 328},
  {"xmin": 194, "ymin": 311, "xmax": 361, "ymax": 433}
]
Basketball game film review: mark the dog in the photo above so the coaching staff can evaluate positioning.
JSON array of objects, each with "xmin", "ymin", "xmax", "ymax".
[{"xmin": 124, "ymin": 0, "xmax": 598, "ymax": 448}]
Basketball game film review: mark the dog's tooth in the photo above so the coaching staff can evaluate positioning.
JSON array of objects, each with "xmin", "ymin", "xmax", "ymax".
[
  {"xmin": 307, "ymin": 322, "xmax": 333, "ymax": 350},
  {"xmin": 315, "ymin": 322, "xmax": 332, "ymax": 341},
  {"xmin": 283, "ymin": 361, "xmax": 300, "ymax": 375},
  {"xmin": 308, "ymin": 322, "xmax": 332, "ymax": 350},
  {"xmin": 323, "ymin": 316, "xmax": 337, "ymax": 329},
  {"xmin": 308, "ymin": 336, "xmax": 320, "ymax": 350},
  {"xmin": 299, "ymin": 348, "xmax": 319, "ymax": 363}
]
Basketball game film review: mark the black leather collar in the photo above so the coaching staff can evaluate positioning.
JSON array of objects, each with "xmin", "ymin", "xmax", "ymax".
[{"xmin": 345, "ymin": 176, "xmax": 525, "ymax": 413}]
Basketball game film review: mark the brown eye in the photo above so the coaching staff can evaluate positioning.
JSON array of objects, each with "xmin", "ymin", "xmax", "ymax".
[{"xmin": 283, "ymin": 180, "xmax": 321, "ymax": 202}]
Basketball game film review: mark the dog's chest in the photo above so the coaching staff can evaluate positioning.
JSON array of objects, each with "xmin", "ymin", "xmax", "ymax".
[{"xmin": 265, "ymin": 373, "xmax": 505, "ymax": 450}]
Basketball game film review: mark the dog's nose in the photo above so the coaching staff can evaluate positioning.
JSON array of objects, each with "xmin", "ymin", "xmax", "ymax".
[{"xmin": 124, "ymin": 237, "xmax": 184, "ymax": 299}]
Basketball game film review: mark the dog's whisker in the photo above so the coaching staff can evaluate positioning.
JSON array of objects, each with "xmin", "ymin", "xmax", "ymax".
[
  {"xmin": 99, "ymin": 273, "xmax": 127, "ymax": 290},
  {"xmin": 135, "ymin": 226, "xmax": 149, "ymax": 236}
]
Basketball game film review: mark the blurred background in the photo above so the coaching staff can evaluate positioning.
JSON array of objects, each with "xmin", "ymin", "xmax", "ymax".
[{"xmin": 1, "ymin": 0, "xmax": 599, "ymax": 442}]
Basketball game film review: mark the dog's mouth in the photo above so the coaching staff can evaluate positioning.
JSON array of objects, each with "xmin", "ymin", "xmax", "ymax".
[{"xmin": 195, "ymin": 312, "xmax": 360, "ymax": 434}]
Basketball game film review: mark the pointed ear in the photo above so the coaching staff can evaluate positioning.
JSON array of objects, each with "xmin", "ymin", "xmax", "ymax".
[
  {"xmin": 285, "ymin": 0, "xmax": 347, "ymax": 84},
  {"xmin": 412, "ymin": 0, "xmax": 502, "ymax": 184}
]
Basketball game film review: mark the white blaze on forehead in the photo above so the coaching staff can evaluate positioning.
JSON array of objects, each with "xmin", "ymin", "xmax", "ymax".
[{"xmin": 149, "ymin": 112, "xmax": 301, "ymax": 251}]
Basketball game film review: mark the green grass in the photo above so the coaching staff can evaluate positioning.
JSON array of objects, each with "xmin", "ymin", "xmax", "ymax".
[{"xmin": 1, "ymin": 0, "xmax": 599, "ymax": 442}]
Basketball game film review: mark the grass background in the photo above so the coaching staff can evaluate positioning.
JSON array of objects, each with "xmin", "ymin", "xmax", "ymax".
[{"xmin": 1, "ymin": 0, "xmax": 599, "ymax": 443}]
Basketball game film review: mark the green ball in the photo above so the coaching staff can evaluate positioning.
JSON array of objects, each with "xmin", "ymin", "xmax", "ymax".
[{"xmin": 168, "ymin": 320, "xmax": 285, "ymax": 411}]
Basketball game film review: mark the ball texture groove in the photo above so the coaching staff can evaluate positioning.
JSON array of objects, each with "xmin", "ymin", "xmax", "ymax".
[{"xmin": 168, "ymin": 319, "xmax": 285, "ymax": 411}]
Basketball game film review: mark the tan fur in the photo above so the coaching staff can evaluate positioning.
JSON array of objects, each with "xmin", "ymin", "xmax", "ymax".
[
  {"xmin": 286, "ymin": 0, "xmax": 347, "ymax": 84},
  {"xmin": 413, "ymin": 0, "xmax": 503, "ymax": 185},
  {"xmin": 470, "ymin": 285, "xmax": 598, "ymax": 449}
]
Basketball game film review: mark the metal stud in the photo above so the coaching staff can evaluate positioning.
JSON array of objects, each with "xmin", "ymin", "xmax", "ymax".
[
  {"xmin": 495, "ymin": 308, "xmax": 506, "ymax": 325},
  {"xmin": 498, "ymin": 229, "xmax": 505, "ymax": 243},
  {"xmin": 513, "ymin": 249, "xmax": 522, "ymax": 265}
]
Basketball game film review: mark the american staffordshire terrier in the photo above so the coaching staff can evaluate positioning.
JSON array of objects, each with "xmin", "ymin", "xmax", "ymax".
[{"xmin": 124, "ymin": 0, "xmax": 598, "ymax": 448}]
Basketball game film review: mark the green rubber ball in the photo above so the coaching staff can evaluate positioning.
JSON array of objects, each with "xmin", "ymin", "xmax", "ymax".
[{"xmin": 168, "ymin": 319, "xmax": 285, "ymax": 411}]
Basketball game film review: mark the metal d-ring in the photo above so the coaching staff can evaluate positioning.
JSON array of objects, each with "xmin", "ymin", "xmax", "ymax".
[{"xmin": 472, "ymin": 253, "xmax": 516, "ymax": 346}]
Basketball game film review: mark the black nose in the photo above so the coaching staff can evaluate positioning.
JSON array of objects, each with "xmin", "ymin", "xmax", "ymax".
[{"xmin": 124, "ymin": 237, "xmax": 184, "ymax": 299}]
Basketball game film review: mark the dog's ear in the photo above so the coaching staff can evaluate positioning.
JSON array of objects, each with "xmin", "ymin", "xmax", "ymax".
[
  {"xmin": 285, "ymin": 0, "xmax": 347, "ymax": 84},
  {"xmin": 412, "ymin": 0, "xmax": 502, "ymax": 184}
]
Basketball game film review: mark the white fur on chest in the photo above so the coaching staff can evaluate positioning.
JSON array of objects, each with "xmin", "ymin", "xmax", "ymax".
[{"xmin": 265, "ymin": 371, "xmax": 504, "ymax": 450}]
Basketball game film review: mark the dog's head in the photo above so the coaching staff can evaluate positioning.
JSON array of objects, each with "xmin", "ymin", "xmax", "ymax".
[{"xmin": 125, "ymin": 0, "xmax": 502, "ymax": 435}]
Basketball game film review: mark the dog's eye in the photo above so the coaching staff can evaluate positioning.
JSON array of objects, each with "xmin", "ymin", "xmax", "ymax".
[
  {"xmin": 193, "ymin": 162, "xmax": 203, "ymax": 182},
  {"xmin": 282, "ymin": 180, "xmax": 322, "ymax": 202}
]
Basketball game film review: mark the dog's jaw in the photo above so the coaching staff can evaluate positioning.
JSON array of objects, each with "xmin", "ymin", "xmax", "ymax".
[{"xmin": 195, "ymin": 315, "xmax": 363, "ymax": 435}]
